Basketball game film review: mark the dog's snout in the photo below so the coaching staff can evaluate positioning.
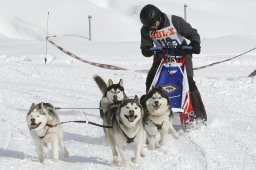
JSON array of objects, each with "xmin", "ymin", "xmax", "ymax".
[
  {"xmin": 154, "ymin": 101, "xmax": 159, "ymax": 105},
  {"xmin": 113, "ymin": 95, "xmax": 117, "ymax": 100},
  {"xmin": 129, "ymin": 110, "xmax": 134, "ymax": 115},
  {"xmin": 31, "ymin": 118, "xmax": 35, "ymax": 123}
]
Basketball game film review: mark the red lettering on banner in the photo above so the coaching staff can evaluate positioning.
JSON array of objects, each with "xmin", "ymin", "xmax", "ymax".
[
  {"xmin": 162, "ymin": 30, "xmax": 168, "ymax": 37},
  {"xmin": 168, "ymin": 28, "xmax": 175, "ymax": 35},
  {"xmin": 150, "ymin": 28, "xmax": 176, "ymax": 39},
  {"xmin": 150, "ymin": 32, "xmax": 156, "ymax": 39},
  {"xmin": 156, "ymin": 32, "xmax": 162, "ymax": 38}
]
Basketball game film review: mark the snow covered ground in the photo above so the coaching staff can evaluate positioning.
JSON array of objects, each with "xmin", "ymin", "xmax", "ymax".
[
  {"xmin": 0, "ymin": 36, "xmax": 256, "ymax": 170},
  {"xmin": 1, "ymin": 0, "xmax": 256, "ymax": 169}
]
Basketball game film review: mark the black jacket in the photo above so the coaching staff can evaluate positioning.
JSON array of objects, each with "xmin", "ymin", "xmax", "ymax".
[{"xmin": 140, "ymin": 14, "xmax": 201, "ymax": 57}]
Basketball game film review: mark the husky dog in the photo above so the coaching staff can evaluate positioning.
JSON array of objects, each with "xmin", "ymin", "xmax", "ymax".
[
  {"xmin": 105, "ymin": 96, "xmax": 145, "ymax": 168},
  {"xmin": 26, "ymin": 102, "xmax": 69, "ymax": 162},
  {"xmin": 141, "ymin": 87, "xmax": 179, "ymax": 150},
  {"xmin": 93, "ymin": 75, "xmax": 127, "ymax": 118}
]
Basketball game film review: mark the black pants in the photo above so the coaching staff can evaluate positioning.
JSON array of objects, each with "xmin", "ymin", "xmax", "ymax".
[
  {"xmin": 145, "ymin": 54, "xmax": 207, "ymax": 120},
  {"xmin": 146, "ymin": 54, "xmax": 197, "ymax": 92}
]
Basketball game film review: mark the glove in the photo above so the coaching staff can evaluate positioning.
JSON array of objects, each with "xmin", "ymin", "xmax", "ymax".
[
  {"xmin": 142, "ymin": 47, "xmax": 154, "ymax": 57},
  {"xmin": 174, "ymin": 47, "xmax": 183, "ymax": 56},
  {"xmin": 190, "ymin": 41, "xmax": 201, "ymax": 54}
]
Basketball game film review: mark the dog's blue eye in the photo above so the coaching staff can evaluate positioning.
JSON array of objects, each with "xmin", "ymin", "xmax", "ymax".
[{"xmin": 126, "ymin": 107, "xmax": 129, "ymax": 109}]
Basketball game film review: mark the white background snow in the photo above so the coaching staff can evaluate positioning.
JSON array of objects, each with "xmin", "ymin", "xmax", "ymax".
[{"xmin": 0, "ymin": 0, "xmax": 256, "ymax": 169}]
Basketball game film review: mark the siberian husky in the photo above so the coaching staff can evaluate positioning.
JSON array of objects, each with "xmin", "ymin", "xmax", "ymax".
[
  {"xmin": 26, "ymin": 102, "xmax": 69, "ymax": 162},
  {"xmin": 104, "ymin": 96, "xmax": 145, "ymax": 168},
  {"xmin": 141, "ymin": 87, "xmax": 179, "ymax": 150},
  {"xmin": 93, "ymin": 75, "xmax": 127, "ymax": 118}
]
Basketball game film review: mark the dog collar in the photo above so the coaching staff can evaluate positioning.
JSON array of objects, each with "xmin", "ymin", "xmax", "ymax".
[
  {"xmin": 39, "ymin": 127, "xmax": 49, "ymax": 139},
  {"xmin": 38, "ymin": 122, "xmax": 55, "ymax": 139}
]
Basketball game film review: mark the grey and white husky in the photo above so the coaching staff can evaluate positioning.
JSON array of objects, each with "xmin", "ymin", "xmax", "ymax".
[
  {"xmin": 26, "ymin": 102, "xmax": 69, "ymax": 162},
  {"xmin": 141, "ymin": 87, "xmax": 179, "ymax": 150},
  {"xmin": 105, "ymin": 96, "xmax": 145, "ymax": 168},
  {"xmin": 93, "ymin": 75, "xmax": 127, "ymax": 118}
]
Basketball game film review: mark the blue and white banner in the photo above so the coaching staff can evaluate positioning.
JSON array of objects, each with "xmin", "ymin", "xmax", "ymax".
[{"xmin": 151, "ymin": 59, "xmax": 194, "ymax": 123}]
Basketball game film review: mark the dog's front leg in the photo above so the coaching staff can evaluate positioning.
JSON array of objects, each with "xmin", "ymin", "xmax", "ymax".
[
  {"xmin": 34, "ymin": 138, "xmax": 44, "ymax": 162},
  {"xmin": 109, "ymin": 138, "xmax": 118, "ymax": 163},
  {"xmin": 169, "ymin": 119, "xmax": 179, "ymax": 139},
  {"xmin": 58, "ymin": 131, "xmax": 69, "ymax": 158},
  {"xmin": 116, "ymin": 146, "xmax": 131, "ymax": 168},
  {"xmin": 159, "ymin": 130, "xmax": 167, "ymax": 146},
  {"xmin": 132, "ymin": 131, "xmax": 144, "ymax": 163},
  {"xmin": 42, "ymin": 142, "xmax": 48, "ymax": 158},
  {"xmin": 110, "ymin": 145, "xmax": 119, "ymax": 164},
  {"xmin": 132, "ymin": 143, "xmax": 142, "ymax": 163},
  {"xmin": 59, "ymin": 139, "xmax": 69, "ymax": 158},
  {"xmin": 52, "ymin": 135, "xmax": 59, "ymax": 161},
  {"xmin": 147, "ymin": 136, "xmax": 156, "ymax": 150},
  {"xmin": 159, "ymin": 122, "xmax": 170, "ymax": 146}
]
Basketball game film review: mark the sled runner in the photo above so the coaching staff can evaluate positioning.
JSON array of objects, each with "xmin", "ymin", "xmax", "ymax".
[{"xmin": 149, "ymin": 42, "xmax": 196, "ymax": 131}]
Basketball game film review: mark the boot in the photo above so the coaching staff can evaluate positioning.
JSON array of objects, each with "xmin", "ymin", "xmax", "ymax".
[{"xmin": 190, "ymin": 90, "xmax": 207, "ymax": 121}]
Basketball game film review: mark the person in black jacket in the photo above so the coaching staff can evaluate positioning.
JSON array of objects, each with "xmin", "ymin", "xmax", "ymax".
[{"xmin": 140, "ymin": 4, "xmax": 207, "ymax": 121}]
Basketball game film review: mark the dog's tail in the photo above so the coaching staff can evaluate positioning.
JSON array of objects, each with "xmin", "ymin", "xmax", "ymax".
[{"xmin": 93, "ymin": 75, "xmax": 107, "ymax": 95}]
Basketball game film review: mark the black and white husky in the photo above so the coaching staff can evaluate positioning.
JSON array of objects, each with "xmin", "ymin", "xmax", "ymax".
[
  {"xmin": 106, "ymin": 96, "xmax": 145, "ymax": 168},
  {"xmin": 93, "ymin": 75, "xmax": 127, "ymax": 118},
  {"xmin": 141, "ymin": 87, "xmax": 179, "ymax": 150},
  {"xmin": 26, "ymin": 102, "xmax": 69, "ymax": 162}
]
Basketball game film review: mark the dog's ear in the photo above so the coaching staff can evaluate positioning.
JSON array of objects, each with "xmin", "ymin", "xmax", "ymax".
[
  {"xmin": 157, "ymin": 86, "xmax": 162, "ymax": 91},
  {"xmin": 134, "ymin": 95, "xmax": 139, "ymax": 103},
  {"xmin": 28, "ymin": 103, "xmax": 36, "ymax": 114},
  {"xmin": 140, "ymin": 106, "xmax": 144, "ymax": 118},
  {"xmin": 108, "ymin": 79, "xmax": 113, "ymax": 87},
  {"xmin": 149, "ymin": 85, "xmax": 156, "ymax": 91},
  {"xmin": 118, "ymin": 79, "xmax": 123, "ymax": 87},
  {"xmin": 41, "ymin": 102, "xmax": 48, "ymax": 114}
]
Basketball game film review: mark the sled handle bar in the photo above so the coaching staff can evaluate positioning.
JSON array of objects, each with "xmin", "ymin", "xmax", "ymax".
[{"xmin": 149, "ymin": 45, "xmax": 193, "ymax": 52}]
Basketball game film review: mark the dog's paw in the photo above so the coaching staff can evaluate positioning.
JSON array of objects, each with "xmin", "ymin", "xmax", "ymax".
[
  {"xmin": 63, "ymin": 148, "xmax": 69, "ymax": 158},
  {"xmin": 124, "ymin": 160, "xmax": 132, "ymax": 169},
  {"xmin": 155, "ymin": 145, "xmax": 161, "ymax": 150},
  {"xmin": 140, "ymin": 148, "xmax": 146, "ymax": 157},
  {"xmin": 112, "ymin": 156, "xmax": 119, "ymax": 164},
  {"xmin": 38, "ymin": 156, "xmax": 44, "ymax": 163},
  {"xmin": 43, "ymin": 147, "xmax": 48, "ymax": 158},
  {"xmin": 131, "ymin": 157, "xmax": 141, "ymax": 163},
  {"xmin": 172, "ymin": 132, "xmax": 180, "ymax": 139},
  {"xmin": 169, "ymin": 128, "xmax": 180, "ymax": 139},
  {"xmin": 148, "ymin": 145, "xmax": 156, "ymax": 150},
  {"xmin": 159, "ymin": 140, "xmax": 165, "ymax": 146}
]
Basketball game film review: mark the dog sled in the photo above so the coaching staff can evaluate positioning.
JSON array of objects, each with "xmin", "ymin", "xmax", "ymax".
[{"xmin": 149, "ymin": 42, "xmax": 196, "ymax": 131}]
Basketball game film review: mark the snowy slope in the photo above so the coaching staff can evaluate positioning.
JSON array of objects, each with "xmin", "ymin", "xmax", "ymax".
[
  {"xmin": 0, "ymin": 36, "xmax": 256, "ymax": 169},
  {"xmin": 1, "ymin": 0, "xmax": 256, "ymax": 169},
  {"xmin": 1, "ymin": 0, "xmax": 256, "ymax": 41}
]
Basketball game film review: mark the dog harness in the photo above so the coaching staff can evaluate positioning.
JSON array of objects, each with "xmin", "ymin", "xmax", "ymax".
[
  {"xmin": 122, "ymin": 130, "xmax": 136, "ymax": 144},
  {"xmin": 154, "ymin": 122, "xmax": 164, "ymax": 130},
  {"xmin": 119, "ymin": 120, "xmax": 136, "ymax": 143},
  {"xmin": 144, "ymin": 114, "xmax": 164, "ymax": 130},
  {"xmin": 38, "ymin": 123, "xmax": 55, "ymax": 139}
]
